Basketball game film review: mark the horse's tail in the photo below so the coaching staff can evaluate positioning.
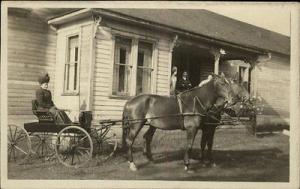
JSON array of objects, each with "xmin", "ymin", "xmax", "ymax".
[{"xmin": 121, "ymin": 103, "xmax": 129, "ymax": 151}]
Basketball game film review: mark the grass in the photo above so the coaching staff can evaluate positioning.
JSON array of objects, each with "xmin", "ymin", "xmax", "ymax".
[{"xmin": 7, "ymin": 127, "xmax": 289, "ymax": 181}]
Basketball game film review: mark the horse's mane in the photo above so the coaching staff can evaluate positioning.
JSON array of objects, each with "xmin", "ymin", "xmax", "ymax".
[{"xmin": 177, "ymin": 77, "xmax": 214, "ymax": 95}]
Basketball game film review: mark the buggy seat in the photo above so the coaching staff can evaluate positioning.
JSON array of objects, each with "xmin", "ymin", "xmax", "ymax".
[
  {"xmin": 31, "ymin": 99, "xmax": 55, "ymax": 123},
  {"xmin": 24, "ymin": 100, "xmax": 75, "ymax": 133},
  {"xmin": 24, "ymin": 100, "xmax": 92, "ymax": 133}
]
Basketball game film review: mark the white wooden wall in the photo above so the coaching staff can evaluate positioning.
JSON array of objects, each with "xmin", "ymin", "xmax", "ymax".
[
  {"xmin": 54, "ymin": 19, "xmax": 93, "ymax": 121},
  {"xmin": 255, "ymin": 54, "xmax": 290, "ymax": 120},
  {"xmin": 92, "ymin": 21, "xmax": 172, "ymax": 120},
  {"xmin": 7, "ymin": 10, "xmax": 57, "ymax": 125}
]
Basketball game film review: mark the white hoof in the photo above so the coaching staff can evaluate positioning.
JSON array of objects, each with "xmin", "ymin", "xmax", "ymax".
[
  {"xmin": 184, "ymin": 166, "xmax": 188, "ymax": 171},
  {"xmin": 129, "ymin": 162, "xmax": 137, "ymax": 171},
  {"xmin": 212, "ymin": 163, "xmax": 217, "ymax": 167}
]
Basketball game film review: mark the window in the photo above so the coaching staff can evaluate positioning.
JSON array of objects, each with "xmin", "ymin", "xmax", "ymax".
[
  {"xmin": 136, "ymin": 41, "xmax": 153, "ymax": 94},
  {"xmin": 238, "ymin": 66, "xmax": 247, "ymax": 83},
  {"xmin": 112, "ymin": 36, "xmax": 154, "ymax": 97},
  {"xmin": 64, "ymin": 35, "xmax": 79, "ymax": 93},
  {"xmin": 239, "ymin": 66, "xmax": 249, "ymax": 91},
  {"xmin": 112, "ymin": 37, "xmax": 132, "ymax": 96}
]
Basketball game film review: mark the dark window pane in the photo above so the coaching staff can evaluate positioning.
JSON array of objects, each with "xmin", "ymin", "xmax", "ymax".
[
  {"xmin": 120, "ymin": 48, "xmax": 126, "ymax": 64},
  {"xmin": 74, "ymin": 63, "xmax": 77, "ymax": 90},
  {"xmin": 75, "ymin": 47, "xmax": 78, "ymax": 61},
  {"xmin": 138, "ymin": 52, "xmax": 144, "ymax": 66},
  {"xmin": 118, "ymin": 65, "xmax": 125, "ymax": 92}
]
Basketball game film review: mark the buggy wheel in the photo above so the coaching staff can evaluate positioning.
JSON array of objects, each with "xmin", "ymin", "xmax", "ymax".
[
  {"xmin": 31, "ymin": 133, "xmax": 55, "ymax": 159},
  {"xmin": 55, "ymin": 126, "xmax": 93, "ymax": 168},
  {"xmin": 90, "ymin": 127, "xmax": 118, "ymax": 162},
  {"xmin": 7, "ymin": 124, "xmax": 31, "ymax": 162}
]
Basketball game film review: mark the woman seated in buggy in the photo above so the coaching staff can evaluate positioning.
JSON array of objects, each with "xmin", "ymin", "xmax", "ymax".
[{"xmin": 35, "ymin": 73, "xmax": 72, "ymax": 124}]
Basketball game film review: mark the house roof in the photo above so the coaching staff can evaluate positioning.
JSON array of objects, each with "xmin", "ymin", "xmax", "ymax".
[
  {"xmin": 37, "ymin": 8, "xmax": 289, "ymax": 55},
  {"xmin": 100, "ymin": 9, "xmax": 290, "ymax": 55}
]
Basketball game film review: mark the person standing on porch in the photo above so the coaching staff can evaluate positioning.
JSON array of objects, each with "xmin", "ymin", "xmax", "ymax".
[
  {"xmin": 170, "ymin": 66, "xmax": 178, "ymax": 95},
  {"xmin": 36, "ymin": 73, "xmax": 72, "ymax": 124},
  {"xmin": 177, "ymin": 71, "xmax": 192, "ymax": 93}
]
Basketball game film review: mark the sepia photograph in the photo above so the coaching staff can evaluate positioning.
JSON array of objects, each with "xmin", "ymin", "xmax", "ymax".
[{"xmin": 1, "ymin": 1, "xmax": 299, "ymax": 189}]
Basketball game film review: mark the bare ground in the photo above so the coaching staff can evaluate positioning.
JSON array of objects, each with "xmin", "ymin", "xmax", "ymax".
[{"xmin": 8, "ymin": 128, "xmax": 289, "ymax": 181}]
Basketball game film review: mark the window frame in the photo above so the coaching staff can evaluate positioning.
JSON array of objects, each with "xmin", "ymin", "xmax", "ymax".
[
  {"xmin": 112, "ymin": 36, "xmax": 133, "ymax": 96},
  {"xmin": 136, "ymin": 40, "xmax": 155, "ymax": 95},
  {"xmin": 110, "ymin": 32, "xmax": 157, "ymax": 98},
  {"xmin": 63, "ymin": 33, "xmax": 81, "ymax": 96}
]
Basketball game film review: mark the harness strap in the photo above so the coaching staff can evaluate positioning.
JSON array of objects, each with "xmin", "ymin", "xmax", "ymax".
[
  {"xmin": 193, "ymin": 96, "xmax": 207, "ymax": 113},
  {"xmin": 177, "ymin": 95, "xmax": 223, "ymax": 125},
  {"xmin": 176, "ymin": 96, "xmax": 185, "ymax": 130}
]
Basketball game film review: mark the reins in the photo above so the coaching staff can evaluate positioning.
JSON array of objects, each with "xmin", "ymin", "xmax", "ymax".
[{"xmin": 176, "ymin": 95, "xmax": 223, "ymax": 124}]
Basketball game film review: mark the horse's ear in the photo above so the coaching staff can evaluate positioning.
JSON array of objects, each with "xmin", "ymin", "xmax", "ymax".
[{"xmin": 211, "ymin": 72, "xmax": 217, "ymax": 77}]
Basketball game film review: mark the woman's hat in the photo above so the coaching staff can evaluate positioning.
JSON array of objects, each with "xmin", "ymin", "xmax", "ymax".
[{"xmin": 38, "ymin": 73, "xmax": 50, "ymax": 84}]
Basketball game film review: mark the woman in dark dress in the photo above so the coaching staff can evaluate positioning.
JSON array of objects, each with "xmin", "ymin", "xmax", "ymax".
[{"xmin": 36, "ymin": 73, "xmax": 71, "ymax": 124}]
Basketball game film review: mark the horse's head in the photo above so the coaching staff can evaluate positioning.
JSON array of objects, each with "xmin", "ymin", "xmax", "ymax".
[
  {"xmin": 229, "ymin": 79, "xmax": 250, "ymax": 103},
  {"xmin": 211, "ymin": 73, "xmax": 233, "ymax": 107}
]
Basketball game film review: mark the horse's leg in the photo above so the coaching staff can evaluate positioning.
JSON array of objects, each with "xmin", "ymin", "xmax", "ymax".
[
  {"xmin": 200, "ymin": 126, "xmax": 209, "ymax": 163},
  {"xmin": 183, "ymin": 125, "xmax": 198, "ymax": 172},
  {"xmin": 207, "ymin": 126, "xmax": 217, "ymax": 167},
  {"xmin": 143, "ymin": 126, "xmax": 156, "ymax": 161},
  {"xmin": 126, "ymin": 122, "xmax": 145, "ymax": 171}
]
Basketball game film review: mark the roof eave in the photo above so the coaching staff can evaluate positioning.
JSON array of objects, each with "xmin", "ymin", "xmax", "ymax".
[{"xmin": 48, "ymin": 8, "xmax": 93, "ymax": 25}]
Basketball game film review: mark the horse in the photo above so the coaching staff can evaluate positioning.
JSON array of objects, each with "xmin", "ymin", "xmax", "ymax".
[
  {"xmin": 121, "ymin": 74, "xmax": 234, "ymax": 172},
  {"xmin": 199, "ymin": 80, "xmax": 250, "ymax": 167}
]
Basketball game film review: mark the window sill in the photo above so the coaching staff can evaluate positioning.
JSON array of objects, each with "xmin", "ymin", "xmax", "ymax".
[
  {"xmin": 109, "ymin": 95, "xmax": 132, "ymax": 100},
  {"xmin": 61, "ymin": 92, "xmax": 79, "ymax": 96}
]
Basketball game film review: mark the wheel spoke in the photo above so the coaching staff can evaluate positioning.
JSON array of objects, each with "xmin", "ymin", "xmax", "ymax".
[
  {"xmin": 14, "ymin": 145, "xmax": 28, "ymax": 155},
  {"xmin": 13, "ymin": 147, "xmax": 16, "ymax": 161},
  {"xmin": 15, "ymin": 132, "xmax": 27, "ymax": 143},
  {"xmin": 71, "ymin": 150, "xmax": 75, "ymax": 165},
  {"xmin": 13, "ymin": 126, "xmax": 18, "ymax": 141},
  {"xmin": 35, "ymin": 143, "xmax": 42, "ymax": 156},
  {"xmin": 62, "ymin": 153, "xmax": 69, "ymax": 162},
  {"xmin": 8, "ymin": 146, "xmax": 13, "ymax": 161},
  {"xmin": 75, "ymin": 153, "xmax": 81, "ymax": 163},
  {"xmin": 77, "ymin": 146, "xmax": 91, "ymax": 151},
  {"xmin": 9, "ymin": 126, "xmax": 13, "ymax": 142},
  {"xmin": 78, "ymin": 150, "xmax": 85, "ymax": 156},
  {"xmin": 41, "ymin": 142, "xmax": 45, "ymax": 156},
  {"xmin": 77, "ymin": 135, "xmax": 88, "ymax": 145}
]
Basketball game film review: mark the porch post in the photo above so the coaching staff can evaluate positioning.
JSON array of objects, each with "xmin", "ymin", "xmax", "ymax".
[
  {"xmin": 168, "ymin": 35, "xmax": 178, "ymax": 94},
  {"xmin": 209, "ymin": 48, "xmax": 221, "ymax": 74},
  {"xmin": 87, "ymin": 16, "xmax": 101, "ymax": 111}
]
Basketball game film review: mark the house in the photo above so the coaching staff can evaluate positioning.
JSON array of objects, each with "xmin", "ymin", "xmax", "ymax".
[{"xmin": 7, "ymin": 8, "xmax": 290, "ymax": 129}]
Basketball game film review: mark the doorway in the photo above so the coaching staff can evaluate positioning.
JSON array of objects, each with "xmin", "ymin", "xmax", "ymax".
[{"xmin": 172, "ymin": 44, "xmax": 213, "ymax": 87}]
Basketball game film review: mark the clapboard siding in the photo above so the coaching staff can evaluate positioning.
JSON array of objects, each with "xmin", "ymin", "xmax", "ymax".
[
  {"xmin": 93, "ymin": 28, "xmax": 115, "ymax": 119},
  {"xmin": 199, "ymin": 62, "xmax": 214, "ymax": 82},
  {"xmin": 92, "ymin": 22, "xmax": 172, "ymax": 120},
  {"xmin": 156, "ymin": 38, "xmax": 171, "ymax": 95},
  {"xmin": 7, "ymin": 10, "xmax": 57, "ymax": 124},
  {"xmin": 256, "ymin": 55, "xmax": 290, "ymax": 118}
]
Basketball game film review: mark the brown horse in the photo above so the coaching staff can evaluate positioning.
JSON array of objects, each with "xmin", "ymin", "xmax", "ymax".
[
  {"xmin": 121, "ymin": 74, "xmax": 233, "ymax": 172},
  {"xmin": 199, "ymin": 80, "xmax": 250, "ymax": 167}
]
